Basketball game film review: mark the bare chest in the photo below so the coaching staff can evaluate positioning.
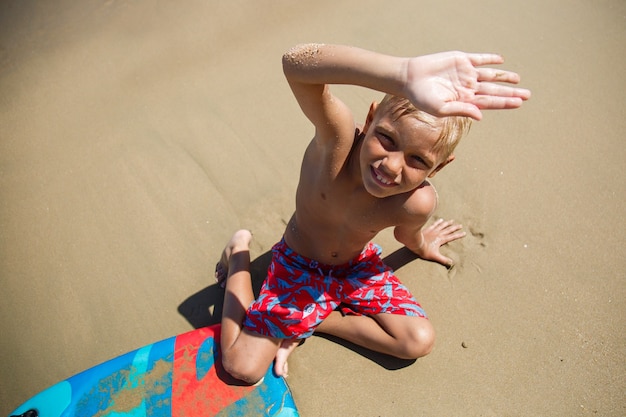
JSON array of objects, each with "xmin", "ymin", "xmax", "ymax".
[
  {"xmin": 303, "ymin": 182, "xmax": 392, "ymax": 232},
  {"xmin": 286, "ymin": 136, "xmax": 407, "ymax": 262}
]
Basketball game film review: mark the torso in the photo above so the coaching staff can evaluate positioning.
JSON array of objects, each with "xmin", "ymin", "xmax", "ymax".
[{"xmin": 284, "ymin": 129, "xmax": 418, "ymax": 265}]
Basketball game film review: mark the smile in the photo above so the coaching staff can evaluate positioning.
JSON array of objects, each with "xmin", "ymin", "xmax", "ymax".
[{"xmin": 371, "ymin": 167, "xmax": 396, "ymax": 187}]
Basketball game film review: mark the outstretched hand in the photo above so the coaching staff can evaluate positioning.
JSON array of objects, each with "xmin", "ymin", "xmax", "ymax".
[
  {"xmin": 405, "ymin": 51, "xmax": 531, "ymax": 120},
  {"xmin": 417, "ymin": 218, "xmax": 466, "ymax": 267}
]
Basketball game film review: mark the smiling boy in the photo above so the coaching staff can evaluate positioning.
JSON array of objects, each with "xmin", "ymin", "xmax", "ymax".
[{"xmin": 215, "ymin": 44, "xmax": 530, "ymax": 384}]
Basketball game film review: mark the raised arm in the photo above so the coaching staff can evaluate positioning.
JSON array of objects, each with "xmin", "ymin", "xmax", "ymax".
[
  {"xmin": 282, "ymin": 43, "xmax": 530, "ymax": 123},
  {"xmin": 282, "ymin": 44, "xmax": 416, "ymax": 139}
]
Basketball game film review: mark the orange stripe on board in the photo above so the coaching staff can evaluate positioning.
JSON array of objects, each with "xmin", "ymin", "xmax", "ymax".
[{"xmin": 171, "ymin": 326, "xmax": 254, "ymax": 416}]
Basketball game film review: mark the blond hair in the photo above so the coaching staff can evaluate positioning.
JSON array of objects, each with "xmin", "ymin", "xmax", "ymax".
[{"xmin": 376, "ymin": 94, "xmax": 471, "ymax": 160}]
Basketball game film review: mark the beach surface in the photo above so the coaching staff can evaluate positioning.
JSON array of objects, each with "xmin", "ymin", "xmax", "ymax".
[{"xmin": 1, "ymin": 1, "xmax": 624, "ymax": 415}]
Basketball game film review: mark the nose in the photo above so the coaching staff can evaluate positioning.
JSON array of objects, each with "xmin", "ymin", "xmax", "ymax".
[{"xmin": 382, "ymin": 152, "xmax": 403, "ymax": 178}]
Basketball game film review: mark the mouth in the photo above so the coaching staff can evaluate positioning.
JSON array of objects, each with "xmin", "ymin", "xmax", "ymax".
[{"xmin": 371, "ymin": 166, "xmax": 396, "ymax": 187}]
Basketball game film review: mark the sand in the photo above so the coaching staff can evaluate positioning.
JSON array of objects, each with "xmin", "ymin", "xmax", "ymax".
[{"xmin": 1, "ymin": 0, "xmax": 624, "ymax": 415}]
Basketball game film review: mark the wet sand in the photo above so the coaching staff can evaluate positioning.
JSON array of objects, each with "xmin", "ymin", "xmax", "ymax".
[{"xmin": 1, "ymin": 0, "xmax": 625, "ymax": 415}]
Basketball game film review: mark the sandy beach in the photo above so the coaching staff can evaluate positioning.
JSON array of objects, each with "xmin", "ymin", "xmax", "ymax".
[{"xmin": 1, "ymin": 0, "xmax": 625, "ymax": 415}]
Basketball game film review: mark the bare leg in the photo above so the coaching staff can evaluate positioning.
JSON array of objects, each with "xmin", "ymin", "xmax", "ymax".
[
  {"xmin": 218, "ymin": 230, "xmax": 255, "ymax": 354},
  {"xmin": 217, "ymin": 230, "xmax": 283, "ymax": 383},
  {"xmin": 315, "ymin": 311, "xmax": 435, "ymax": 359}
]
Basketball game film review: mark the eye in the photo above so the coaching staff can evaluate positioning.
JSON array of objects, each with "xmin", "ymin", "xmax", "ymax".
[
  {"xmin": 410, "ymin": 155, "xmax": 428, "ymax": 168},
  {"xmin": 377, "ymin": 132, "xmax": 395, "ymax": 148}
]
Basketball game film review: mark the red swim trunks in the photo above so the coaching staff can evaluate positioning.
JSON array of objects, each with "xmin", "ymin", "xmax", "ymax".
[{"xmin": 242, "ymin": 238, "xmax": 427, "ymax": 339}]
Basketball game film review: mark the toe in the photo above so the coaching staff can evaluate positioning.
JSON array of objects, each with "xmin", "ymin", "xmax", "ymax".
[{"xmin": 215, "ymin": 262, "xmax": 227, "ymax": 287}]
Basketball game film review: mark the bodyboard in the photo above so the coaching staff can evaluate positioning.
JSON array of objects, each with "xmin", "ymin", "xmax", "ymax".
[{"xmin": 9, "ymin": 324, "xmax": 298, "ymax": 417}]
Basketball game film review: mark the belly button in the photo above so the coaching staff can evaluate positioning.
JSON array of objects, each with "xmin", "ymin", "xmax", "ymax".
[{"xmin": 331, "ymin": 252, "xmax": 338, "ymax": 258}]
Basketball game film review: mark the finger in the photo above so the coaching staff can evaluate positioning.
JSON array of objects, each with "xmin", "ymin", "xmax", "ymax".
[
  {"xmin": 436, "ymin": 253, "xmax": 454, "ymax": 268},
  {"xmin": 476, "ymin": 83, "xmax": 531, "ymax": 100},
  {"xmin": 467, "ymin": 53, "xmax": 504, "ymax": 67},
  {"xmin": 441, "ymin": 230, "xmax": 466, "ymax": 244},
  {"xmin": 438, "ymin": 219, "xmax": 457, "ymax": 231},
  {"xmin": 430, "ymin": 218, "xmax": 454, "ymax": 232},
  {"xmin": 442, "ymin": 223, "xmax": 463, "ymax": 234},
  {"xmin": 472, "ymin": 95, "xmax": 524, "ymax": 110},
  {"xmin": 430, "ymin": 218, "xmax": 444, "ymax": 229},
  {"xmin": 438, "ymin": 101, "xmax": 483, "ymax": 120},
  {"xmin": 517, "ymin": 87, "xmax": 531, "ymax": 100},
  {"xmin": 476, "ymin": 68, "xmax": 521, "ymax": 84}
]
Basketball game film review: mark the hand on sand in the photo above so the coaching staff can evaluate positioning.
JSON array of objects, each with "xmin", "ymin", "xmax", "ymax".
[
  {"xmin": 418, "ymin": 218, "xmax": 466, "ymax": 267},
  {"xmin": 405, "ymin": 51, "xmax": 531, "ymax": 120}
]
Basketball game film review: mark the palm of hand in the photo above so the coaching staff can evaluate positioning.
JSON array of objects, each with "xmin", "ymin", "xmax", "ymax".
[{"xmin": 405, "ymin": 51, "xmax": 529, "ymax": 120}]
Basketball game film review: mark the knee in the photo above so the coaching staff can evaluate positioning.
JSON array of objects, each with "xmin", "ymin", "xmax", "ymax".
[
  {"xmin": 397, "ymin": 320, "xmax": 436, "ymax": 359},
  {"xmin": 221, "ymin": 353, "xmax": 267, "ymax": 385}
]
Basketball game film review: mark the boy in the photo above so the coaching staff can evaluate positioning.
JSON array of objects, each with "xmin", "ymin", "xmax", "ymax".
[{"xmin": 215, "ymin": 44, "xmax": 530, "ymax": 384}]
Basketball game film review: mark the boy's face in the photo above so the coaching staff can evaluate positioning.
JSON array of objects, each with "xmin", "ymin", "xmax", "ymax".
[{"xmin": 359, "ymin": 104, "xmax": 453, "ymax": 198}]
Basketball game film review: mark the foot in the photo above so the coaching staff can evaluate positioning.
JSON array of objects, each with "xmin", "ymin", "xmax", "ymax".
[
  {"xmin": 215, "ymin": 230, "xmax": 253, "ymax": 288},
  {"xmin": 274, "ymin": 338, "xmax": 300, "ymax": 377}
]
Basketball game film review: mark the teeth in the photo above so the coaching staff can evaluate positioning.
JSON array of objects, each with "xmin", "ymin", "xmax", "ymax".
[{"xmin": 376, "ymin": 172, "xmax": 392, "ymax": 185}]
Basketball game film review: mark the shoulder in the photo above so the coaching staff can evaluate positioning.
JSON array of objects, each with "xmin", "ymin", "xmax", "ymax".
[
  {"xmin": 391, "ymin": 181, "xmax": 438, "ymax": 245},
  {"xmin": 312, "ymin": 89, "xmax": 358, "ymax": 147},
  {"xmin": 306, "ymin": 99, "xmax": 359, "ymax": 165},
  {"xmin": 397, "ymin": 180, "xmax": 438, "ymax": 224}
]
